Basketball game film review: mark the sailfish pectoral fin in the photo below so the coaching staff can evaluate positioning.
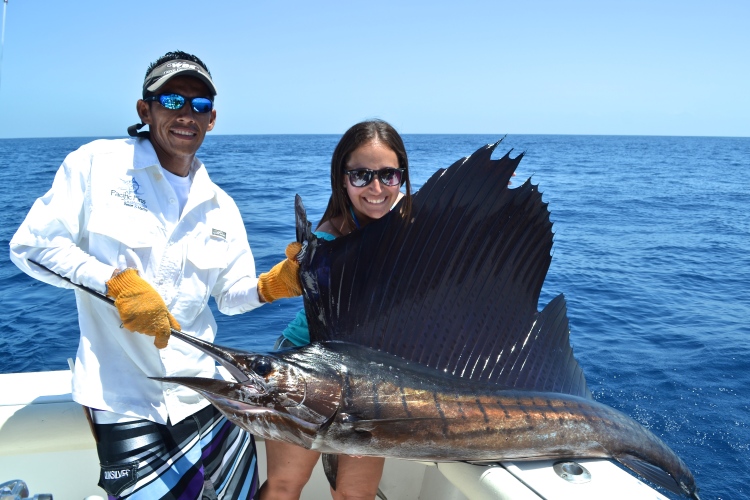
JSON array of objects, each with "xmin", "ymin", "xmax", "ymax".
[
  {"xmin": 343, "ymin": 416, "xmax": 446, "ymax": 432},
  {"xmin": 331, "ymin": 416, "xmax": 452, "ymax": 444}
]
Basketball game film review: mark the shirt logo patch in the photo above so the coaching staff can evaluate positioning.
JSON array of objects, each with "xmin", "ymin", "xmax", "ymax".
[
  {"xmin": 110, "ymin": 177, "xmax": 148, "ymax": 211},
  {"xmin": 212, "ymin": 229, "xmax": 227, "ymax": 240}
]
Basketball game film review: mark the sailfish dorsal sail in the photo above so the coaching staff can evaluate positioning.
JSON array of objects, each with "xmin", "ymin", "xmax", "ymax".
[{"xmin": 297, "ymin": 141, "xmax": 590, "ymax": 399}]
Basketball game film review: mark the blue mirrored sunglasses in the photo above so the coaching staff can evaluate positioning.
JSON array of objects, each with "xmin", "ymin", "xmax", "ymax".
[
  {"xmin": 344, "ymin": 167, "xmax": 405, "ymax": 187},
  {"xmin": 144, "ymin": 93, "xmax": 214, "ymax": 113}
]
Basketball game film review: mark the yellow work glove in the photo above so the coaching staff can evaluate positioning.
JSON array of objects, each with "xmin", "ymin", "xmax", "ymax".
[
  {"xmin": 257, "ymin": 242, "xmax": 303, "ymax": 303},
  {"xmin": 105, "ymin": 269, "xmax": 180, "ymax": 349}
]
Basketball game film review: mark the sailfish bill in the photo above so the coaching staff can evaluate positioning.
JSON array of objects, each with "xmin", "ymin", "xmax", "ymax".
[{"xmin": 158, "ymin": 141, "xmax": 699, "ymax": 499}]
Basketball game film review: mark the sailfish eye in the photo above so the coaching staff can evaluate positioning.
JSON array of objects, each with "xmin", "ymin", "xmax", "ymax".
[{"xmin": 252, "ymin": 359, "xmax": 274, "ymax": 377}]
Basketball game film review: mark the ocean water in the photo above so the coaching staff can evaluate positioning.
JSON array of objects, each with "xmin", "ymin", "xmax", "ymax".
[{"xmin": 1, "ymin": 134, "xmax": 748, "ymax": 499}]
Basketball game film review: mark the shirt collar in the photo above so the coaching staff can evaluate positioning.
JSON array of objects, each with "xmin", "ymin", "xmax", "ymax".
[
  {"xmin": 130, "ymin": 137, "xmax": 219, "ymax": 209},
  {"xmin": 132, "ymin": 137, "xmax": 159, "ymax": 170},
  {"xmin": 131, "ymin": 138, "xmax": 204, "ymax": 176}
]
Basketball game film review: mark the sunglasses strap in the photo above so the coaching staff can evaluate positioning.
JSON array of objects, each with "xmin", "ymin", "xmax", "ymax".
[{"xmin": 127, "ymin": 122, "xmax": 151, "ymax": 139}]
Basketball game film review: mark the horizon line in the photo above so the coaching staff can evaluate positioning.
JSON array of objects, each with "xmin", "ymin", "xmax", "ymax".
[{"xmin": 1, "ymin": 132, "xmax": 748, "ymax": 141}]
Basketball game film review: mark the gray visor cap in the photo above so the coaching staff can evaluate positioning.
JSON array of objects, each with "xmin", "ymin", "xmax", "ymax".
[{"xmin": 143, "ymin": 59, "xmax": 217, "ymax": 97}]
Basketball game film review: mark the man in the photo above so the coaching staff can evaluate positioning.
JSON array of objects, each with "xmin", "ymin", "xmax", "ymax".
[{"xmin": 10, "ymin": 50, "xmax": 300, "ymax": 499}]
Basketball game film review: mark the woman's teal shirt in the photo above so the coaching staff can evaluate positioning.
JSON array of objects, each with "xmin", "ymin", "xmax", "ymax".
[{"xmin": 280, "ymin": 231, "xmax": 336, "ymax": 346}]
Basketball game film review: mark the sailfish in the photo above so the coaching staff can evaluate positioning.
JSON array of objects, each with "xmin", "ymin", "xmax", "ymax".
[{"xmin": 159, "ymin": 141, "xmax": 700, "ymax": 499}]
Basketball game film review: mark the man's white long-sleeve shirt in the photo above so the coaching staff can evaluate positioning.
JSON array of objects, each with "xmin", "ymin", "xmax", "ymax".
[{"xmin": 10, "ymin": 138, "xmax": 263, "ymax": 424}]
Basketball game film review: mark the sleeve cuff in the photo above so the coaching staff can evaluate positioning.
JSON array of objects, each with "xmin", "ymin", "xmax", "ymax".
[{"xmin": 79, "ymin": 259, "xmax": 118, "ymax": 295}]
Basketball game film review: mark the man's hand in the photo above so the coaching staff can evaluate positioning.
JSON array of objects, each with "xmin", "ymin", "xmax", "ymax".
[
  {"xmin": 106, "ymin": 269, "xmax": 180, "ymax": 349},
  {"xmin": 258, "ymin": 242, "xmax": 303, "ymax": 303}
]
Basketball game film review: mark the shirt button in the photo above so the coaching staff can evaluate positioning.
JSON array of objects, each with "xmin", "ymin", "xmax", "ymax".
[
  {"xmin": 169, "ymin": 198, "xmax": 176, "ymax": 204},
  {"xmin": 155, "ymin": 173, "xmax": 163, "ymax": 181}
]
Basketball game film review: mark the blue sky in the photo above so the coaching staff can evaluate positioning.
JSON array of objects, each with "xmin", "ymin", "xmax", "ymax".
[{"xmin": 0, "ymin": 0, "xmax": 747, "ymax": 138}]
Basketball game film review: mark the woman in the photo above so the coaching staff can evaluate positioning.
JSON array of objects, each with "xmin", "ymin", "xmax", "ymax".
[{"xmin": 260, "ymin": 120, "xmax": 413, "ymax": 500}]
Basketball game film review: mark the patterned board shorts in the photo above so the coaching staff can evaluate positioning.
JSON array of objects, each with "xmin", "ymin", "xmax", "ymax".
[{"xmin": 93, "ymin": 404, "xmax": 258, "ymax": 500}]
